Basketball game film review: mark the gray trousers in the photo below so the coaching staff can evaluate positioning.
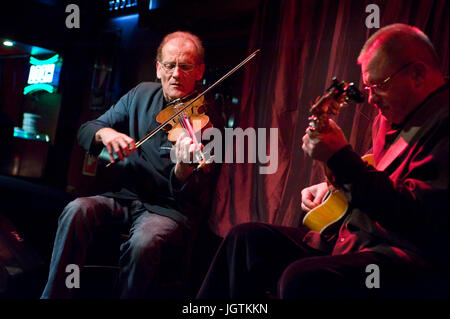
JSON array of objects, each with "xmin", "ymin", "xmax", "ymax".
[{"xmin": 41, "ymin": 195, "xmax": 184, "ymax": 298}]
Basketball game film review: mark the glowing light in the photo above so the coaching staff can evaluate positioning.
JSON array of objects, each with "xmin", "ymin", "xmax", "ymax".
[
  {"xmin": 13, "ymin": 127, "xmax": 50, "ymax": 142},
  {"xmin": 30, "ymin": 54, "xmax": 59, "ymax": 66},
  {"xmin": 149, "ymin": 0, "xmax": 160, "ymax": 10},
  {"xmin": 24, "ymin": 54, "xmax": 60, "ymax": 95},
  {"xmin": 112, "ymin": 13, "xmax": 139, "ymax": 22},
  {"xmin": 28, "ymin": 64, "xmax": 55, "ymax": 84},
  {"xmin": 109, "ymin": 0, "xmax": 137, "ymax": 11},
  {"xmin": 23, "ymin": 83, "xmax": 55, "ymax": 95},
  {"xmin": 3, "ymin": 40, "xmax": 14, "ymax": 46}
]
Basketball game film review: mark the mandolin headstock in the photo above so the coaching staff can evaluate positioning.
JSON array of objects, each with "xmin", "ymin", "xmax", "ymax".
[{"xmin": 308, "ymin": 77, "xmax": 364, "ymax": 137}]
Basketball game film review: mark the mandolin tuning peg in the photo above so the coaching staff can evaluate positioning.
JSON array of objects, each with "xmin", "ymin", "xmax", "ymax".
[{"xmin": 346, "ymin": 83, "xmax": 365, "ymax": 103}]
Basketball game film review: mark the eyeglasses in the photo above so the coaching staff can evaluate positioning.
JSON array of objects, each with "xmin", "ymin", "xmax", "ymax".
[
  {"xmin": 159, "ymin": 61, "xmax": 197, "ymax": 74},
  {"xmin": 363, "ymin": 61, "xmax": 415, "ymax": 94}
]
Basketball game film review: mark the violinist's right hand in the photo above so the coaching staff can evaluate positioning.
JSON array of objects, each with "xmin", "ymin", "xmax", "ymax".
[
  {"xmin": 300, "ymin": 182, "xmax": 329, "ymax": 212},
  {"xmin": 95, "ymin": 127, "xmax": 136, "ymax": 163}
]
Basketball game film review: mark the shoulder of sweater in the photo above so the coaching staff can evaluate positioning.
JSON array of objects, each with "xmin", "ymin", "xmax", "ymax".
[{"xmin": 133, "ymin": 82, "xmax": 162, "ymax": 95}]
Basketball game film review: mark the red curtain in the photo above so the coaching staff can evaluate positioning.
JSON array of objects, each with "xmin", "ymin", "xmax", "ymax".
[{"xmin": 209, "ymin": 0, "xmax": 449, "ymax": 237}]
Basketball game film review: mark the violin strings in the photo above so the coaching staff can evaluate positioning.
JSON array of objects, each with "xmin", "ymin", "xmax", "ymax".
[
  {"xmin": 179, "ymin": 109, "xmax": 204, "ymax": 162},
  {"xmin": 111, "ymin": 49, "xmax": 260, "ymax": 167}
]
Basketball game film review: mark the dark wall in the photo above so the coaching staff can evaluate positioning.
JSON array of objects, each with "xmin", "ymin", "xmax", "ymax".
[
  {"xmin": 0, "ymin": 1, "xmax": 108, "ymax": 189},
  {"xmin": 64, "ymin": 1, "xmax": 260, "ymax": 196},
  {"xmin": 0, "ymin": 0, "xmax": 259, "ymax": 194}
]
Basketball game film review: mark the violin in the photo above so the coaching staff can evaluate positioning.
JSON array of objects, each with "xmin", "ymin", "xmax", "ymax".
[
  {"xmin": 105, "ymin": 49, "xmax": 260, "ymax": 167},
  {"xmin": 157, "ymin": 92, "xmax": 209, "ymax": 142},
  {"xmin": 156, "ymin": 92, "xmax": 211, "ymax": 164}
]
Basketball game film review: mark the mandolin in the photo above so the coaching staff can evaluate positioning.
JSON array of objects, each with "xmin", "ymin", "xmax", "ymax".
[
  {"xmin": 302, "ymin": 154, "xmax": 373, "ymax": 233},
  {"xmin": 301, "ymin": 78, "xmax": 365, "ymax": 233}
]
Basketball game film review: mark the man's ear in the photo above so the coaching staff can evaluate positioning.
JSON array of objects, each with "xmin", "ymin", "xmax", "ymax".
[
  {"xmin": 411, "ymin": 61, "xmax": 427, "ymax": 88},
  {"xmin": 156, "ymin": 61, "xmax": 162, "ymax": 80}
]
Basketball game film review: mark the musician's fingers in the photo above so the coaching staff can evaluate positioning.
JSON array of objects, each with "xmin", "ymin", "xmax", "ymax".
[
  {"xmin": 178, "ymin": 138, "xmax": 191, "ymax": 163},
  {"xmin": 127, "ymin": 138, "xmax": 136, "ymax": 153},
  {"xmin": 313, "ymin": 186, "xmax": 329, "ymax": 205},
  {"xmin": 182, "ymin": 137, "xmax": 194, "ymax": 157},
  {"xmin": 312, "ymin": 196, "xmax": 323, "ymax": 205},
  {"xmin": 328, "ymin": 118, "xmax": 339, "ymax": 129},
  {"xmin": 302, "ymin": 134, "xmax": 310, "ymax": 154},
  {"xmin": 188, "ymin": 143, "xmax": 196, "ymax": 153},
  {"xmin": 112, "ymin": 140, "xmax": 125, "ymax": 162},
  {"xmin": 173, "ymin": 133, "xmax": 184, "ymax": 158},
  {"xmin": 175, "ymin": 132, "xmax": 188, "ymax": 147},
  {"xmin": 197, "ymin": 160, "xmax": 212, "ymax": 173},
  {"xmin": 188, "ymin": 143, "xmax": 199, "ymax": 162},
  {"xmin": 175, "ymin": 140, "xmax": 182, "ymax": 161},
  {"xmin": 305, "ymin": 125, "xmax": 317, "ymax": 137},
  {"xmin": 328, "ymin": 119, "xmax": 346, "ymax": 137},
  {"xmin": 175, "ymin": 134, "xmax": 189, "ymax": 153},
  {"xmin": 181, "ymin": 135, "xmax": 193, "ymax": 147},
  {"xmin": 117, "ymin": 138, "xmax": 130, "ymax": 157},
  {"xmin": 301, "ymin": 187, "xmax": 314, "ymax": 207},
  {"xmin": 106, "ymin": 143, "xmax": 115, "ymax": 163},
  {"xmin": 301, "ymin": 193, "xmax": 319, "ymax": 211},
  {"xmin": 301, "ymin": 202, "xmax": 311, "ymax": 212},
  {"xmin": 302, "ymin": 133, "xmax": 308, "ymax": 142}
]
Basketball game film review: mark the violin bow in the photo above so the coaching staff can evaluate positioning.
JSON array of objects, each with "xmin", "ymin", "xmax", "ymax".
[{"xmin": 106, "ymin": 49, "xmax": 260, "ymax": 167}]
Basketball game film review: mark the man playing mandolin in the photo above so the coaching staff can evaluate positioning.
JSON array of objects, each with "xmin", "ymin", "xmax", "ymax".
[
  {"xmin": 42, "ymin": 31, "xmax": 221, "ymax": 298},
  {"xmin": 197, "ymin": 23, "xmax": 448, "ymax": 298}
]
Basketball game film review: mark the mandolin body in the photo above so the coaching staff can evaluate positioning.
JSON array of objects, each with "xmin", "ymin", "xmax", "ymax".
[{"xmin": 302, "ymin": 154, "xmax": 374, "ymax": 233}]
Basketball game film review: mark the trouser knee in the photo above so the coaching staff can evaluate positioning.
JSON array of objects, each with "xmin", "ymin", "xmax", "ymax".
[
  {"xmin": 124, "ymin": 233, "xmax": 170, "ymax": 265},
  {"xmin": 225, "ymin": 222, "xmax": 271, "ymax": 244},
  {"xmin": 59, "ymin": 197, "xmax": 101, "ymax": 229}
]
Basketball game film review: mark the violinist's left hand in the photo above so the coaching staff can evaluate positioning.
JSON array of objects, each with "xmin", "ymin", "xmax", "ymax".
[
  {"xmin": 174, "ymin": 133, "xmax": 210, "ymax": 182},
  {"xmin": 302, "ymin": 119, "xmax": 349, "ymax": 162}
]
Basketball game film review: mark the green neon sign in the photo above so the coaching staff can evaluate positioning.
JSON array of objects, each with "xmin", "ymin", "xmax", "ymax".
[
  {"xmin": 23, "ymin": 83, "xmax": 55, "ymax": 95},
  {"xmin": 30, "ymin": 54, "xmax": 59, "ymax": 65},
  {"xmin": 24, "ymin": 54, "xmax": 60, "ymax": 95}
]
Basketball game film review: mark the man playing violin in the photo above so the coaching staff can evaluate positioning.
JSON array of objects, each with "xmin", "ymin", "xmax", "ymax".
[
  {"xmin": 42, "ymin": 31, "xmax": 220, "ymax": 298},
  {"xmin": 197, "ymin": 23, "xmax": 448, "ymax": 298}
]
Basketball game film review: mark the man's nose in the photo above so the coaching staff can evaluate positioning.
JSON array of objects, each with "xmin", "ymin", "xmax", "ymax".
[{"xmin": 172, "ymin": 65, "xmax": 181, "ymax": 78}]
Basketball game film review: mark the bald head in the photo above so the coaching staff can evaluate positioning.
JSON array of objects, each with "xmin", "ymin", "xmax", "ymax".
[
  {"xmin": 358, "ymin": 23, "xmax": 440, "ymax": 72},
  {"xmin": 358, "ymin": 24, "xmax": 445, "ymax": 124},
  {"xmin": 156, "ymin": 31, "xmax": 205, "ymax": 102},
  {"xmin": 157, "ymin": 31, "xmax": 205, "ymax": 65}
]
